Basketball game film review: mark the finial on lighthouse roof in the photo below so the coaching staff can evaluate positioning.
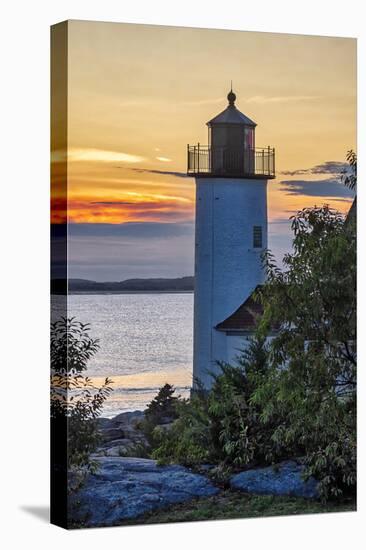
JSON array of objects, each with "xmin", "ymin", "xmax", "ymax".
[
  {"xmin": 227, "ymin": 82, "xmax": 236, "ymax": 106},
  {"xmin": 207, "ymin": 85, "xmax": 257, "ymax": 126}
]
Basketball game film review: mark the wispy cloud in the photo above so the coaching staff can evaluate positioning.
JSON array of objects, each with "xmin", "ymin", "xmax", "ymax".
[
  {"xmin": 90, "ymin": 191, "xmax": 191, "ymax": 204},
  {"xmin": 170, "ymin": 95, "xmax": 320, "ymax": 107},
  {"xmin": 130, "ymin": 168, "xmax": 189, "ymax": 178},
  {"xmin": 279, "ymin": 178, "xmax": 354, "ymax": 198},
  {"xmin": 68, "ymin": 148, "xmax": 145, "ymax": 164},
  {"xmin": 281, "ymin": 161, "xmax": 347, "ymax": 176},
  {"xmin": 180, "ymin": 97, "xmax": 224, "ymax": 106},
  {"xmin": 56, "ymin": 189, "xmax": 194, "ymax": 224},
  {"xmin": 91, "ymin": 201, "xmax": 135, "ymax": 205},
  {"xmin": 156, "ymin": 156, "xmax": 172, "ymax": 162},
  {"xmin": 117, "ymin": 96, "xmax": 224, "ymax": 108},
  {"xmin": 64, "ymin": 201, "xmax": 193, "ymax": 224},
  {"xmin": 245, "ymin": 95, "xmax": 321, "ymax": 104},
  {"xmin": 109, "ymin": 97, "xmax": 224, "ymax": 108}
]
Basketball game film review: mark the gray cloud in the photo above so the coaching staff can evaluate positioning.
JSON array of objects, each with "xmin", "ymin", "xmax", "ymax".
[
  {"xmin": 68, "ymin": 222, "xmax": 195, "ymax": 281},
  {"xmin": 281, "ymin": 161, "xmax": 347, "ymax": 176},
  {"xmin": 132, "ymin": 161, "xmax": 349, "ymax": 180},
  {"xmin": 129, "ymin": 168, "xmax": 190, "ymax": 178},
  {"xmin": 59, "ymin": 218, "xmax": 302, "ymax": 281},
  {"xmin": 68, "ymin": 222, "xmax": 194, "ymax": 239},
  {"xmin": 279, "ymin": 178, "xmax": 354, "ymax": 198}
]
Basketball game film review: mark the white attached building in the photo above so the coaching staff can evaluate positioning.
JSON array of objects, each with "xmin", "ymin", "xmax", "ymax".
[{"xmin": 187, "ymin": 89, "xmax": 275, "ymax": 388}]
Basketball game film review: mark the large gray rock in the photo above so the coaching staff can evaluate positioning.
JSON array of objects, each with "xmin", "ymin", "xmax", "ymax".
[
  {"xmin": 96, "ymin": 417, "xmax": 113, "ymax": 430},
  {"xmin": 99, "ymin": 427, "xmax": 126, "ymax": 442},
  {"xmin": 97, "ymin": 411, "xmax": 146, "ymax": 445},
  {"xmin": 69, "ymin": 457, "xmax": 219, "ymax": 527},
  {"xmin": 111, "ymin": 410, "xmax": 145, "ymax": 425},
  {"xmin": 230, "ymin": 460, "xmax": 318, "ymax": 499},
  {"xmin": 92, "ymin": 439, "xmax": 135, "ymax": 457}
]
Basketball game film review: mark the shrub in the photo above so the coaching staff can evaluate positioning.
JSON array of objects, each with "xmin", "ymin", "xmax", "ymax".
[
  {"xmin": 51, "ymin": 317, "xmax": 113, "ymax": 488},
  {"xmin": 145, "ymin": 383, "xmax": 179, "ymax": 424},
  {"xmin": 152, "ymin": 390, "xmax": 214, "ymax": 465},
  {"xmin": 151, "ymin": 337, "xmax": 284, "ymax": 468},
  {"xmin": 51, "ymin": 317, "xmax": 100, "ymax": 373},
  {"xmin": 208, "ymin": 336, "xmax": 289, "ymax": 467},
  {"xmin": 140, "ymin": 383, "xmax": 180, "ymax": 447}
]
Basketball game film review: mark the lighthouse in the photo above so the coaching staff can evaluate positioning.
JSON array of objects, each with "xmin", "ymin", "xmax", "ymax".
[{"xmin": 187, "ymin": 89, "xmax": 275, "ymax": 389}]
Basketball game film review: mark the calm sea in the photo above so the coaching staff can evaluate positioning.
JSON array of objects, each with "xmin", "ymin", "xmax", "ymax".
[{"xmin": 63, "ymin": 293, "xmax": 193, "ymax": 417}]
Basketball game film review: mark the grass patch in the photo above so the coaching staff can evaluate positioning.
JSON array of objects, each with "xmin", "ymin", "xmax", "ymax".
[{"xmin": 125, "ymin": 490, "xmax": 356, "ymax": 526}]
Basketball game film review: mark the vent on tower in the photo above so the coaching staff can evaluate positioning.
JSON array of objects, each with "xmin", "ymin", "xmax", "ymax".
[{"xmin": 253, "ymin": 226, "xmax": 263, "ymax": 248}]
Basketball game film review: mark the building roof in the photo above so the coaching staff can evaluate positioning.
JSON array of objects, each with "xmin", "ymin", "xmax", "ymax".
[
  {"xmin": 207, "ymin": 89, "xmax": 257, "ymax": 127},
  {"xmin": 207, "ymin": 105, "xmax": 257, "ymax": 127},
  {"xmin": 215, "ymin": 287, "xmax": 264, "ymax": 332}
]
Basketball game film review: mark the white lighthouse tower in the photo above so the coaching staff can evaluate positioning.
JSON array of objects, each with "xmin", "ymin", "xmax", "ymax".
[{"xmin": 187, "ymin": 89, "xmax": 275, "ymax": 389}]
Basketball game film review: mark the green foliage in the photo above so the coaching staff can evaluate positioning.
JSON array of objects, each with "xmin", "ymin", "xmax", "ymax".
[
  {"xmin": 255, "ymin": 201, "xmax": 356, "ymax": 501},
  {"xmin": 152, "ymin": 153, "xmax": 356, "ymax": 502},
  {"xmin": 208, "ymin": 336, "xmax": 286, "ymax": 467},
  {"xmin": 51, "ymin": 317, "xmax": 113, "ymax": 485},
  {"xmin": 341, "ymin": 150, "xmax": 357, "ymax": 191},
  {"xmin": 145, "ymin": 383, "xmax": 179, "ymax": 425},
  {"xmin": 51, "ymin": 317, "xmax": 100, "ymax": 373},
  {"xmin": 52, "ymin": 374, "xmax": 113, "ymax": 471},
  {"xmin": 152, "ymin": 390, "xmax": 214, "ymax": 465},
  {"xmin": 152, "ymin": 338, "xmax": 282, "ymax": 468},
  {"xmin": 304, "ymin": 429, "xmax": 356, "ymax": 501},
  {"xmin": 125, "ymin": 440, "xmax": 151, "ymax": 459},
  {"xmin": 140, "ymin": 383, "xmax": 180, "ymax": 447}
]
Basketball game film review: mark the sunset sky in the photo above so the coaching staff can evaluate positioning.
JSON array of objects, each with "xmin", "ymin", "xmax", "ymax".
[{"xmin": 52, "ymin": 20, "xmax": 356, "ymax": 280}]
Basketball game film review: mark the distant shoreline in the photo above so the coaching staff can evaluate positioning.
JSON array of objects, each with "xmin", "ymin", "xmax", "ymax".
[
  {"xmin": 67, "ymin": 290, "xmax": 194, "ymax": 295},
  {"xmin": 51, "ymin": 276, "xmax": 194, "ymax": 294}
]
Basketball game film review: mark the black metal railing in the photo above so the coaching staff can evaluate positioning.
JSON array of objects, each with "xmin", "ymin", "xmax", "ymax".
[{"xmin": 187, "ymin": 144, "xmax": 275, "ymax": 178}]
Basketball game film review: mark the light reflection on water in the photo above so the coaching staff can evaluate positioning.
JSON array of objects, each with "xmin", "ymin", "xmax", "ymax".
[{"xmin": 54, "ymin": 293, "xmax": 194, "ymax": 417}]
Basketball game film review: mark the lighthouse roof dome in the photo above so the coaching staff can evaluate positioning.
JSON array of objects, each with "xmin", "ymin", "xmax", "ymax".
[
  {"xmin": 207, "ymin": 106, "xmax": 256, "ymax": 127},
  {"xmin": 207, "ymin": 89, "xmax": 257, "ymax": 127}
]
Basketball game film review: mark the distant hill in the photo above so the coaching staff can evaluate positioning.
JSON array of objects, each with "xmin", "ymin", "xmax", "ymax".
[{"xmin": 51, "ymin": 277, "xmax": 194, "ymax": 294}]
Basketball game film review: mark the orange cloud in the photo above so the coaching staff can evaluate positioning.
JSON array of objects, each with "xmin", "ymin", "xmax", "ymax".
[
  {"xmin": 52, "ymin": 148, "xmax": 146, "ymax": 164},
  {"xmin": 51, "ymin": 179, "xmax": 352, "ymax": 225},
  {"xmin": 51, "ymin": 192, "xmax": 194, "ymax": 224}
]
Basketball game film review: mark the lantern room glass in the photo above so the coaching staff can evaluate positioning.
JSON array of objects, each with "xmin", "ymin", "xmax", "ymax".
[{"xmin": 244, "ymin": 126, "xmax": 255, "ymax": 149}]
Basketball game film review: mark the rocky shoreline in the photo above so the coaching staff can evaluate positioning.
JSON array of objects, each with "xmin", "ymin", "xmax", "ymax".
[
  {"xmin": 69, "ymin": 410, "xmax": 320, "ymax": 528},
  {"xmin": 94, "ymin": 410, "xmax": 147, "ymax": 457}
]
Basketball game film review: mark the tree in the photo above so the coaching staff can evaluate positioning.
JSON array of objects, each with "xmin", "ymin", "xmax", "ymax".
[
  {"xmin": 255, "ymin": 202, "xmax": 356, "ymax": 500},
  {"xmin": 51, "ymin": 317, "xmax": 100, "ymax": 373},
  {"xmin": 151, "ymin": 339, "xmax": 286, "ymax": 468},
  {"xmin": 141, "ymin": 384, "xmax": 180, "ymax": 448},
  {"xmin": 151, "ymin": 388, "xmax": 214, "ymax": 466},
  {"xmin": 208, "ymin": 336, "xmax": 286, "ymax": 467},
  {"xmin": 342, "ymin": 150, "xmax": 357, "ymax": 191},
  {"xmin": 51, "ymin": 317, "xmax": 113, "ymax": 489},
  {"xmin": 148, "ymin": 152, "xmax": 357, "ymax": 501},
  {"xmin": 145, "ymin": 383, "xmax": 179, "ymax": 425}
]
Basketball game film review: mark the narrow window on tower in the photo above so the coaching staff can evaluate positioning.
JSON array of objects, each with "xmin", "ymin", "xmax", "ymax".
[{"xmin": 253, "ymin": 226, "xmax": 262, "ymax": 248}]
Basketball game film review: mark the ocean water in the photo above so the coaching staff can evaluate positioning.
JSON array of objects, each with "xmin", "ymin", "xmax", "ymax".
[{"xmin": 62, "ymin": 293, "xmax": 193, "ymax": 417}]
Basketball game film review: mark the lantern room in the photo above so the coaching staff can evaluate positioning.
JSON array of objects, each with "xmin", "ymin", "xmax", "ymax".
[{"xmin": 187, "ymin": 89, "xmax": 275, "ymax": 178}]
